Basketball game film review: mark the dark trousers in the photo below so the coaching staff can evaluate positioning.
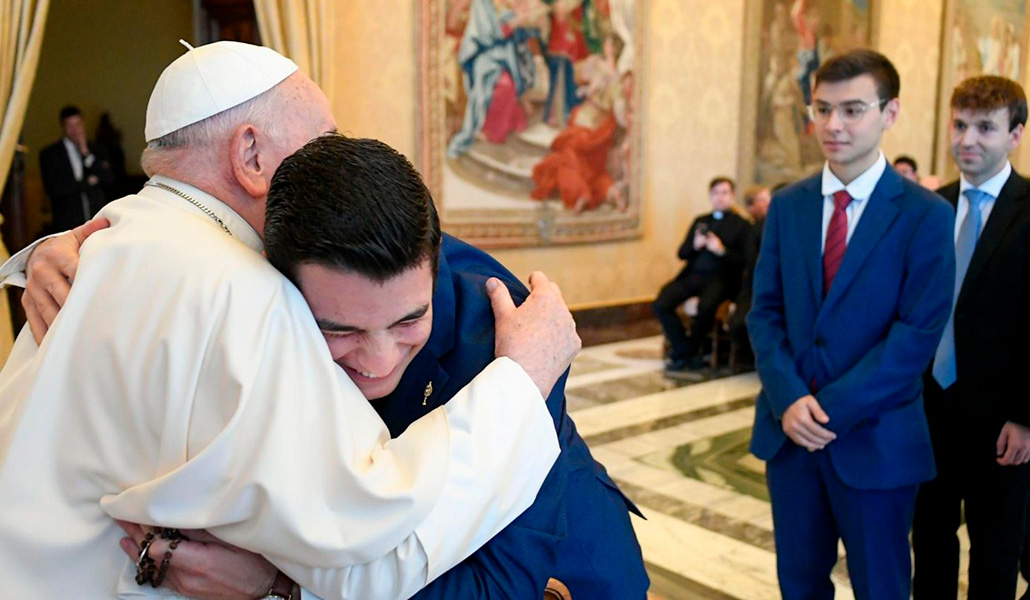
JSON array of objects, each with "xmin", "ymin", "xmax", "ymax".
[
  {"xmin": 1022, "ymin": 498, "xmax": 1030, "ymax": 599},
  {"xmin": 728, "ymin": 294, "xmax": 753, "ymax": 364},
  {"xmin": 767, "ymin": 443, "xmax": 917, "ymax": 600},
  {"xmin": 652, "ymin": 273, "xmax": 729, "ymax": 360},
  {"xmin": 912, "ymin": 379, "xmax": 1030, "ymax": 600}
]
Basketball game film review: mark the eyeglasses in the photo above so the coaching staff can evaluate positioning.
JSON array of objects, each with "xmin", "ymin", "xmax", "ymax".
[{"xmin": 807, "ymin": 99, "xmax": 888, "ymax": 124}]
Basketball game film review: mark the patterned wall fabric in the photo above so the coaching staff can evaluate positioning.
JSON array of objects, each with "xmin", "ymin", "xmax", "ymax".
[{"xmin": 331, "ymin": 0, "xmax": 945, "ymax": 307}]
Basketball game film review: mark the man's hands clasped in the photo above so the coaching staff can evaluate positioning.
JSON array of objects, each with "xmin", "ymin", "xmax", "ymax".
[
  {"xmin": 782, "ymin": 394, "xmax": 837, "ymax": 452},
  {"xmin": 117, "ymin": 520, "xmax": 283, "ymax": 599}
]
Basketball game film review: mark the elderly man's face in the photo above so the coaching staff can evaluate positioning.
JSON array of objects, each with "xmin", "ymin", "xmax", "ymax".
[{"xmin": 749, "ymin": 189, "xmax": 772, "ymax": 220}]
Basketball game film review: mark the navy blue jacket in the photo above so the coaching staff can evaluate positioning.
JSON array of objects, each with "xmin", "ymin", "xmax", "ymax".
[
  {"xmin": 748, "ymin": 166, "xmax": 955, "ymax": 490},
  {"xmin": 375, "ymin": 235, "xmax": 648, "ymax": 598}
]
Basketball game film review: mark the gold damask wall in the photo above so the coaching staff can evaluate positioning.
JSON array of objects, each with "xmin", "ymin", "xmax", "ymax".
[
  {"xmin": 332, "ymin": 0, "xmax": 944, "ymax": 308},
  {"xmin": 878, "ymin": 0, "xmax": 944, "ymax": 176}
]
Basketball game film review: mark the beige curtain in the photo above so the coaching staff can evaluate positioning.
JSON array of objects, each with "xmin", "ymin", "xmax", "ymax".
[
  {"xmin": 254, "ymin": 0, "xmax": 335, "ymax": 102},
  {"xmin": 0, "ymin": 0, "xmax": 50, "ymax": 365}
]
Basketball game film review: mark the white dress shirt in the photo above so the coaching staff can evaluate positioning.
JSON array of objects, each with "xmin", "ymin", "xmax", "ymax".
[
  {"xmin": 956, "ymin": 161, "xmax": 1010, "ymax": 241},
  {"xmin": 62, "ymin": 136, "xmax": 95, "ymax": 180},
  {"xmin": 0, "ymin": 176, "xmax": 559, "ymax": 599},
  {"xmin": 820, "ymin": 151, "xmax": 888, "ymax": 251},
  {"xmin": 62, "ymin": 137, "xmax": 97, "ymax": 220}
]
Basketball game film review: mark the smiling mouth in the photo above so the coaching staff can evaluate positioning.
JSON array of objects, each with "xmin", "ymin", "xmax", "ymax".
[{"xmin": 344, "ymin": 365, "xmax": 393, "ymax": 382}]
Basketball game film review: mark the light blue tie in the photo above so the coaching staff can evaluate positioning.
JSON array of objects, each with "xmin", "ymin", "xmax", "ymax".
[{"xmin": 933, "ymin": 189, "xmax": 991, "ymax": 388}]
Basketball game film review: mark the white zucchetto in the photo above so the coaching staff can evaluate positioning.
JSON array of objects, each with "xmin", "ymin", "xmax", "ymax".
[{"xmin": 145, "ymin": 40, "xmax": 298, "ymax": 142}]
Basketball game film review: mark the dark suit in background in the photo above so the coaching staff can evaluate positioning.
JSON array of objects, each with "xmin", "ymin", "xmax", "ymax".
[
  {"xmin": 39, "ymin": 139, "xmax": 113, "ymax": 233},
  {"xmin": 728, "ymin": 216, "xmax": 765, "ymax": 364},
  {"xmin": 653, "ymin": 210, "xmax": 750, "ymax": 363},
  {"xmin": 912, "ymin": 169, "xmax": 1030, "ymax": 599}
]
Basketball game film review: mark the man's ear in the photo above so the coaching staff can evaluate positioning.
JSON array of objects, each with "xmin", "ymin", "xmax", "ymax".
[
  {"xmin": 881, "ymin": 97, "xmax": 900, "ymax": 130},
  {"xmin": 229, "ymin": 123, "xmax": 271, "ymax": 199},
  {"xmin": 1008, "ymin": 122, "xmax": 1024, "ymax": 152}
]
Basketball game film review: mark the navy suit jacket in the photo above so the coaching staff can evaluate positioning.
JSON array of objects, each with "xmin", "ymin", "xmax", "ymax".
[
  {"xmin": 747, "ymin": 166, "xmax": 956, "ymax": 490},
  {"xmin": 374, "ymin": 234, "xmax": 647, "ymax": 598}
]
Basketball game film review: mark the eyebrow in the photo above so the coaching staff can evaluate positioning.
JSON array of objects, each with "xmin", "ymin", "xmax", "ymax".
[
  {"xmin": 814, "ymin": 99, "xmax": 871, "ymax": 105},
  {"xmin": 953, "ymin": 117, "xmax": 996, "ymax": 125},
  {"xmin": 316, "ymin": 303, "xmax": 430, "ymax": 333}
]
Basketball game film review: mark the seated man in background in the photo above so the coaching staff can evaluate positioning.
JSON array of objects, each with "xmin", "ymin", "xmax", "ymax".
[
  {"xmin": 43, "ymin": 135, "xmax": 651, "ymax": 599},
  {"xmin": 653, "ymin": 176, "xmax": 751, "ymax": 371},
  {"xmin": 727, "ymin": 184, "xmax": 772, "ymax": 369}
]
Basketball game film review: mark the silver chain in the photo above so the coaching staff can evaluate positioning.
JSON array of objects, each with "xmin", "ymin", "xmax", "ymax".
[{"xmin": 144, "ymin": 181, "xmax": 232, "ymax": 236}]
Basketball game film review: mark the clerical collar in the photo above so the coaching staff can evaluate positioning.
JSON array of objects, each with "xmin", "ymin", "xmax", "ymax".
[
  {"xmin": 712, "ymin": 211, "xmax": 724, "ymax": 220},
  {"xmin": 959, "ymin": 161, "xmax": 1011, "ymax": 200},
  {"xmin": 142, "ymin": 175, "xmax": 264, "ymax": 253}
]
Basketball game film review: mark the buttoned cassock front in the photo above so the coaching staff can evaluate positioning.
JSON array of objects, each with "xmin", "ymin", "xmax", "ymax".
[{"xmin": 0, "ymin": 178, "xmax": 559, "ymax": 599}]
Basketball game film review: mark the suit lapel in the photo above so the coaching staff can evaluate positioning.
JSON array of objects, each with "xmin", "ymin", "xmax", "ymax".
[
  {"xmin": 795, "ymin": 176, "xmax": 825, "ymax": 307},
  {"xmin": 820, "ymin": 168, "xmax": 902, "ymax": 312},
  {"xmin": 958, "ymin": 171, "xmax": 1029, "ymax": 304}
]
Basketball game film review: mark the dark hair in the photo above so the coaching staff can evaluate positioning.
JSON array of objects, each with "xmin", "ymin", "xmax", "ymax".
[
  {"xmin": 265, "ymin": 134, "xmax": 442, "ymax": 285},
  {"xmin": 709, "ymin": 176, "xmax": 736, "ymax": 192},
  {"xmin": 59, "ymin": 105, "xmax": 81, "ymax": 122},
  {"xmin": 951, "ymin": 75, "xmax": 1028, "ymax": 131},
  {"xmin": 892, "ymin": 155, "xmax": 918, "ymax": 172},
  {"xmin": 814, "ymin": 49, "xmax": 900, "ymax": 102}
]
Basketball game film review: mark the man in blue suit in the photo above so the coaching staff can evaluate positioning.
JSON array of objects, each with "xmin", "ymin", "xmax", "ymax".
[
  {"xmin": 748, "ymin": 49, "xmax": 955, "ymax": 600},
  {"xmin": 109, "ymin": 134, "xmax": 648, "ymax": 599}
]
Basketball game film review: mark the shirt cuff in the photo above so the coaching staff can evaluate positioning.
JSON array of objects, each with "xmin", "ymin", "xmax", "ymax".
[{"xmin": 0, "ymin": 233, "xmax": 60, "ymax": 288}]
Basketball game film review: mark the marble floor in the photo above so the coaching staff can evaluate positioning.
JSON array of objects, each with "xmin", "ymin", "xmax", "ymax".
[{"xmin": 568, "ymin": 335, "xmax": 1028, "ymax": 600}]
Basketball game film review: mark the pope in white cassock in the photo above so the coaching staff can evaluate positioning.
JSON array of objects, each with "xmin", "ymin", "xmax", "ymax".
[{"xmin": 0, "ymin": 41, "xmax": 581, "ymax": 599}]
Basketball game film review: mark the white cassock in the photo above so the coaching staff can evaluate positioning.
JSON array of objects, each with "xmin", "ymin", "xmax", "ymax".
[{"xmin": 0, "ymin": 176, "xmax": 559, "ymax": 599}]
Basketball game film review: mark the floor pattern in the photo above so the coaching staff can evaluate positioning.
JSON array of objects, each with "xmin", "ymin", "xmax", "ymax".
[{"xmin": 569, "ymin": 335, "xmax": 1026, "ymax": 600}]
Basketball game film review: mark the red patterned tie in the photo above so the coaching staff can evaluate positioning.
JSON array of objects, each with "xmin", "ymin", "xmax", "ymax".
[{"xmin": 823, "ymin": 190, "xmax": 853, "ymax": 297}]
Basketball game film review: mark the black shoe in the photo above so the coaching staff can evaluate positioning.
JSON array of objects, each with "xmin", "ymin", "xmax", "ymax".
[
  {"xmin": 664, "ymin": 357, "xmax": 690, "ymax": 371},
  {"xmin": 663, "ymin": 360, "xmax": 707, "ymax": 382},
  {"xmin": 665, "ymin": 355, "xmax": 705, "ymax": 372}
]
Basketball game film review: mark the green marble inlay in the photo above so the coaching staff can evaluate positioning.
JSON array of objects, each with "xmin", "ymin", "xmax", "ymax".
[
  {"xmin": 637, "ymin": 428, "xmax": 770, "ymax": 502},
  {"xmin": 671, "ymin": 429, "xmax": 768, "ymax": 502}
]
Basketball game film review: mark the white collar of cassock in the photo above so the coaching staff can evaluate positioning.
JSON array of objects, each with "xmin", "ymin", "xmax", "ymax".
[{"xmin": 143, "ymin": 175, "xmax": 264, "ymax": 254}]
